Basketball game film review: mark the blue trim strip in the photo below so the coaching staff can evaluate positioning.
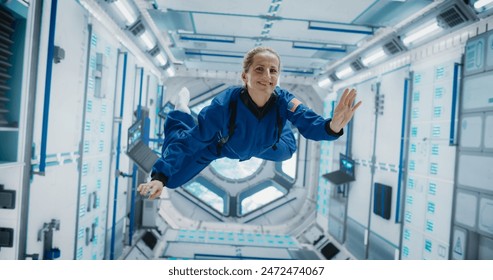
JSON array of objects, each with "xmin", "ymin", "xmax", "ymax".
[
  {"xmin": 110, "ymin": 52, "xmax": 128, "ymax": 260},
  {"xmin": 308, "ymin": 22, "xmax": 373, "ymax": 35},
  {"xmin": 179, "ymin": 35, "xmax": 235, "ymax": 43},
  {"xmin": 346, "ymin": 117, "xmax": 352, "ymax": 156},
  {"xmin": 292, "ymin": 44, "xmax": 346, "ymax": 53},
  {"xmin": 137, "ymin": 68, "xmax": 144, "ymax": 119},
  {"xmin": 450, "ymin": 63, "xmax": 460, "ymax": 145},
  {"xmin": 185, "ymin": 51, "xmax": 243, "ymax": 58},
  {"xmin": 282, "ymin": 69, "xmax": 314, "ymax": 75},
  {"xmin": 194, "ymin": 253, "xmax": 291, "ymax": 260},
  {"xmin": 158, "ymin": 85, "xmax": 164, "ymax": 136},
  {"xmin": 381, "ymin": 185, "xmax": 385, "ymax": 216},
  {"xmin": 395, "ymin": 78, "xmax": 409, "ymax": 223},
  {"xmin": 39, "ymin": 0, "xmax": 58, "ymax": 173}
]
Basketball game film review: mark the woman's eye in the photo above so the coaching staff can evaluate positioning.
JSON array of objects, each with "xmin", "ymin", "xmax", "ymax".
[
  {"xmin": 270, "ymin": 69, "xmax": 278, "ymax": 74},
  {"xmin": 255, "ymin": 67, "xmax": 263, "ymax": 72}
]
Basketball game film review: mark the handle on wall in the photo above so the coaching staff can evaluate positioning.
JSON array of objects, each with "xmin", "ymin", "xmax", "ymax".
[
  {"xmin": 449, "ymin": 63, "xmax": 461, "ymax": 146},
  {"xmin": 37, "ymin": 0, "xmax": 58, "ymax": 175}
]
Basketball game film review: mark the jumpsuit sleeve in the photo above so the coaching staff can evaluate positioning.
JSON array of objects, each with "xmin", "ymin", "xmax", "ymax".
[
  {"xmin": 282, "ymin": 89, "xmax": 343, "ymax": 141},
  {"xmin": 151, "ymin": 99, "xmax": 226, "ymax": 184}
]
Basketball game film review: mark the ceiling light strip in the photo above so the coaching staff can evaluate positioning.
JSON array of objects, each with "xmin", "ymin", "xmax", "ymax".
[
  {"xmin": 78, "ymin": 0, "xmax": 162, "ymax": 77},
  {"xmin": 179, "ymin": 35, "xmax": 235, "ymax": 43},
  {"xmin": 185, "ymin": 51, "xmax": 243, "ymax": 59},
  {"xmin": 292, "ymin": 43, "xmax": 346, "ymax": 53},
  {"xmin": 282, "ymin": 68, "xmax": 315, "ymax": 75},
  {"xmin": 308, "ymin": 21, "xmax": 373, "ymax": 35}
]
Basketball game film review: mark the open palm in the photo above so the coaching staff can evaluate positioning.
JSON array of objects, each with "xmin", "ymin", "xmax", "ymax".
[{"xmin": 330, "ymin": 88, "xmax": 362, "ymax": 133}]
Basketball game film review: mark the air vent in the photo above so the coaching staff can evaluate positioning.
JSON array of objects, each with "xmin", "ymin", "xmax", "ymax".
[
  {"xmin": 383, "ymin": 38, "xmax": 406, "ymax": 55},
  {"xmin": 0, "ymin": 6, "xmax": 14, "ymax": 128},
  {"xmin": 128, "ymin": 20, "xmax": 145, "ymax": 36},
  {"xmin": 148, "ymin": 45, "xmax": 160, "ymax": 56},
  {"xmin": 328, "ymin": 73, "xmax": 339, "ymax": 82},
  {"xmin": 350, "ymin": 59, "xmax": 365, "ymax": 72},
  {"xmin": 437, "ymin": 4, "xmax": 472, "ymax": 29}
]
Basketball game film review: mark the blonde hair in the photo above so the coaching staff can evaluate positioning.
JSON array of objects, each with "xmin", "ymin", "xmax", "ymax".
[{"xmin": 242, "ymin": 46, "xmax": 281, "ymax": 73}]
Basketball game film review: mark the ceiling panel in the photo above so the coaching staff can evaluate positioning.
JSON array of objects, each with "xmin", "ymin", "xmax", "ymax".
[
  {"xmin": 257, "ymin": 40, "xmax": 319, "ymax": 58},
  {"xmin": 183, "ymin": 61, "xmax": 243, "ymax": 72},
  {"xmin": 149, "ymin": 0, "xmax": 437, "ymax": 77},
  {"xmin": 174, "ymin": 37, "xmax": 256, "ymax": 53},
  {"xmin": 193, "ymin": 13, "xmax": 265, "ymax": 37},
  {"xmin": 201, "ymin": 55, "xmax": 244, "ymax": 64},
  {"xmin": 279, "ymin": 0, "xmax": 378, "ymax": 23},
  {"xmin": 282, "ymin": 56, "xmax": 329, "ymax": 69},
  {"xmin": 270, "ymin": 20, "xmax": 368, "ymax": 45},
  {"xmin": 156, "ymin": 0, "xmax": 272, "ymax": 16}
]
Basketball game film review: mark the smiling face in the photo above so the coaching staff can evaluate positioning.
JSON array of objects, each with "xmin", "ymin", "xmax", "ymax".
[{"xmin": 241, "ymin": 51, "xmax": 280, "ymax": 99}]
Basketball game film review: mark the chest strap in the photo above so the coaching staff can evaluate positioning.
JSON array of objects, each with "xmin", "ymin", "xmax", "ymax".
[
  {"xmin": 216, "ymin": 97, "xmax": 283, "ymax": 156},
  {"xmin": 216, "ymin": 99, "xmax": 237, "ymax": 156}
]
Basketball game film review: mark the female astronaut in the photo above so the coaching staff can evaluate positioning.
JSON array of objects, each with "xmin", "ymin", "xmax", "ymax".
[{"xmin": 138, "ymin": 46, "xmax": 362, "ymax": 199}]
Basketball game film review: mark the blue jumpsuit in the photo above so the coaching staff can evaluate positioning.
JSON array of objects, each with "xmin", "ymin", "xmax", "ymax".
[{"xmin": 151, "ymin": 86, "xmax": 343, "ymax": 188}]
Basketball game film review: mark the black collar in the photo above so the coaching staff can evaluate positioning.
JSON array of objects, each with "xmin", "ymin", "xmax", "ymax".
[{"xmin": 240, "ymin": 88, "xmax": 278, "ymax": 119}]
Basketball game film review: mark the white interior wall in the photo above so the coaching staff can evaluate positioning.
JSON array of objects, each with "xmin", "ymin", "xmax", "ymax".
[{"xmin": 26, "ymin": 0, "xmax": 88, "ymax": 259}]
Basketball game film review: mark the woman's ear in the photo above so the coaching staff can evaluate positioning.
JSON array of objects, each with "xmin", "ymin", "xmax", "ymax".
[{"xmin": 241, "ymin": 72, "xmax": 247, "ymax": 84}]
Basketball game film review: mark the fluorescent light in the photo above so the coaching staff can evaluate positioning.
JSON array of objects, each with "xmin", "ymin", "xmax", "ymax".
[
  {"xmin": 177, "ymin": 29, "xmax": 194, "ymax": 34},
  {"xmin": 474, "ymin": 0, "xmax": 493, "ymax": 9},
  {"xmin": 156, "ymin": 53, "xmax": 167, "ymax": 66},
  {"xmin": 402, "ymin": 20, "xmax": 442, "ymax": 46},
  {"xmin": 335, "ymin": 66, "xmax": 353, "ymax": 79},
  {"xmin": 166, "ymin": 66, "xmax": 175, "ymax": 77},
  {"xmin": 361, "ymin": 48, "xmax": 387, "ymax": 66},
  {"xmin": 113, "ymin": 0, "xmax": 137, "ymax": 25},
  {"xmin": 318, "ymin": 77, "xmax": 332, "ymax": 88},
  {"xmin": 139, "ymin": 31, "xmax": 155, "ymax": 50}
]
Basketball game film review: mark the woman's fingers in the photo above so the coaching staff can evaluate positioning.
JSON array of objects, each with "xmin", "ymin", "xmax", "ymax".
[
  {"xmin": 339, "ymin": 88, "xmax": 357, "ymax": 108},
  {"xmin": 352, "ymin": 100, "xmax": 363, "ymax": 112},
  {"xmin": 337, "ymin": 88, "xmax": 348, "ymax": 108},
  {"xmin": 138, "ymin": 181, "xmax": 164, "ymax": 200},
  {"xmin": 138, "ymin": 183, "xmax": 154, "ymax": 196},
  {"xmin": 149, "ymin": 189, "xmax": 162, "ymax": 200}
]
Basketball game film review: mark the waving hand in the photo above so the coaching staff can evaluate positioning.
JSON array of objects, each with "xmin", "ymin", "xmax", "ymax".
[{"xmin": 329, "ymin": 88, "xmax": 362, "ymax": 133}]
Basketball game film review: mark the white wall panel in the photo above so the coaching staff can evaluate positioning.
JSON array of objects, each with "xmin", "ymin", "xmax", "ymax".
[
  {"xmin": 460, "ymin": 115, "xmax": 483, "ymax": 149},
  {"xmin": 347, "ymin": 164, "xmax": 372, "ymax": 226},
  {"xmin": 26, "ymin": 0, "xmax": 88, "ymax": 260},
  {"xmin": 487, "ymin": 33, "xmax": 493, "ymax": 69},
  {"xmin": 462, "ymin": 72, "xmax": 493, "ymax": 111},
  {"xmin": 478, "ymin": 195, "xmax": 493, "ymax": 236},
  {"xmin": 75, "ymin": 21, "xmax": 119, "ymax": 260},
  {"xmin": 370, "ymin": 67, "xmax": 409, "ymax": 247},
  {"xmin": 457, "ymin": 154, "xmax": 493, "ymax": 192},
  {"xmin": 401, "ymin": 226, "xmax": 424, "ymax": 259},
  {"xmin": 350, "ymin": 80, "xmax": 376, "ymax": 161},
  {"xmin": 484, "ymin": 114, "xmax": 493, "ymax": 149},
  {"xmin": 347, "ymin": 79, "xmax": 375, "ymax": 227},
  {"xmin": 26, "ymin": 164, "xmax": 79, "ymax": 259},
  {"xmin": 401, "ymin": 48, "xmax": 462, "ymax": 259},
  {"xmin": 455, "ymin": 190, "xmax": 479, "ymax": 229}
]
